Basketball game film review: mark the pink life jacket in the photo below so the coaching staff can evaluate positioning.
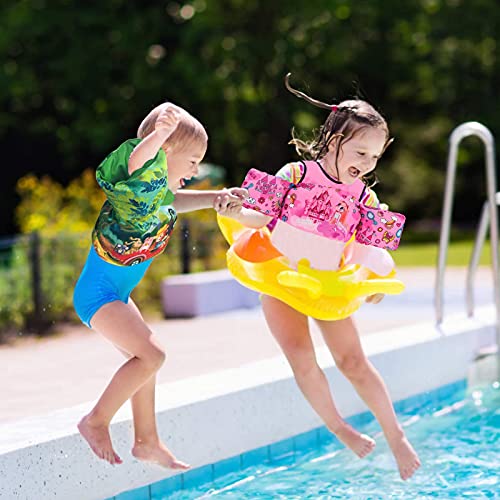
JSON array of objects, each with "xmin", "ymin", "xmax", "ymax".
[{"xmin": 242, "ymin": 162, "xmax": 405, "ymax": 274}]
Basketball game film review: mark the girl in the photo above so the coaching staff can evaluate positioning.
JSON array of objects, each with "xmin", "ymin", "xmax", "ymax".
[
  {"xmin": 228, "ymin": 75, "xmax": 421, "ymax": 481},
  {"xmin": 74, "ymin": 103, "xmax": 245, "ymax": 468}
]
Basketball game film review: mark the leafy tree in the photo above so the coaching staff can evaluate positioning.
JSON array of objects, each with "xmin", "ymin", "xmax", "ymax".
[{"xmin": 2, "ymin": 0, "xmax": 500, "ymax": 236}]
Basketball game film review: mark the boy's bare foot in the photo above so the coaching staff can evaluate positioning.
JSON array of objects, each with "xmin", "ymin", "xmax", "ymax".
[
  {"xmin": 330, "ymin": 422, "xmax": 376, "ymax": 458},
  {"xmin": 77, "ymin": 415, "xmax": 122, "ymax": 465},
  {"xmin": 388, "ymin": 434, "xmax": 421, "ymax": 480},
  {"xmin": 132, "ymin": 440, "xmax": 190, "ymax": 470}
]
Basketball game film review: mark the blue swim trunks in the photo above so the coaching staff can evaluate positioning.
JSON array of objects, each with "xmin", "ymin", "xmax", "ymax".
[{"xmin": 73, "ymin": 245, "xmax": 152, "ymax": 328}]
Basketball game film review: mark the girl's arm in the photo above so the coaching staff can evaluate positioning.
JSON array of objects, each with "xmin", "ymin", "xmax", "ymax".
[
  {"xmin": 128, "ymin": 105, "xmax": 182, "ymax": 175},
  {"xmin": 173, "ymin": 188, "xmax": 247, "ymax": 213},
  {"xmin": 232, "ymin": 208, "xmax": 272, "ymax": 228}
]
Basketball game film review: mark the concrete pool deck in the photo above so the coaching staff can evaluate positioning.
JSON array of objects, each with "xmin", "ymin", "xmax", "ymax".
[
  {"xmin": 1, "ymin": 266, "xmax": 497, "ymax": 500},
  {"xmin": 1, "ymin": 266, "xmax": 495, "ymax": 424}
]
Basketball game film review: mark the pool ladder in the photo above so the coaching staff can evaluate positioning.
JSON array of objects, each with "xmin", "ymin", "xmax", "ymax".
[{"xmin": 435, "ymin": 122, "xmax": 500, "ymax": 352}]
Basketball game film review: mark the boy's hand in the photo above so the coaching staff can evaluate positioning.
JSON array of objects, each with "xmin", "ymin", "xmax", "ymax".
[
  {"xmin": 213, "ymin": 188, "xmax": 248, "ymax": 217},
  {"xmin": 366, "ymin": 293, "xmax": 385, "ymax": 304},
  {"xmin": 155, "ymin": 104, "xmax": 183, "ymax": 134},
  {"xmin": 225, "ymin": 187, "xmax": 248, "ymax": 200}
]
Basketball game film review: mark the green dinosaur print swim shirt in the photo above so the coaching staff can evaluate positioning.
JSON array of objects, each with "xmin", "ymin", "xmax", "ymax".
[{"xmin": 92, "ymin": 138, "xmax": 177, "ymax": 266}]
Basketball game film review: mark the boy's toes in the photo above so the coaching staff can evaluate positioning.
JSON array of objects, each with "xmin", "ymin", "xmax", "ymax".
[
  {"xmin": 106, "ymin": 450, "xmax": 118, "ymax": 465},
  {"xmin": 105, "ymin": 451, "xmax": 114, "ymax": 464},
  {"xmin": 171, "ymin": 459, "xmax": 190, "ymax": 470}
]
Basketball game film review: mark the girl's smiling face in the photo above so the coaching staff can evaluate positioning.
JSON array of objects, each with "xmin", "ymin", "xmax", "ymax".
[{"xmin": 324, "ymin": 126, "xmax": 387, "ymax": 185}]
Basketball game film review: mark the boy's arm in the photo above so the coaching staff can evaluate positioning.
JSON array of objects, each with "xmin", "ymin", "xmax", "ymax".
[
  {"xmin": 173, "ymin": 188, "xmax": 247, "ymax": 213},
  {"xmin": 128, "ymin": 105, "xmax": 182, "ymax": 175}
]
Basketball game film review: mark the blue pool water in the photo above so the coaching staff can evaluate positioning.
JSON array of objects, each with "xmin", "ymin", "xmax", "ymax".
[{"xmin": 167, "ymin": 381, "xmax": 500, "ymax": 499}]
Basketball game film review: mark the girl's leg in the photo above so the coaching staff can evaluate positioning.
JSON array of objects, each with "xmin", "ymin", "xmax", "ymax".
[
  {"xmin": 261, "ymin": 295, "xmax": 375, "ymax": 458},
  {"xmin": 77, "ymin": 300, "xmax": 167, "ymax": 465},
  {"xmin": 116, "ymin": 300, "xmax": 188, "ymax": 469},
  {"xmin": 315, "ymin": 316, "xmax": 421, "ymax": 480}
]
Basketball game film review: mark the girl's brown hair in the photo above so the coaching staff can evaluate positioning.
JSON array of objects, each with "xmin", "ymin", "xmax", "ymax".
[
  {"xmin": 285, "ymin": 74, "xmax": 392, "ymax": 186},
  {"xmin": 137, "ymin": 102, "xmax": 208, "ymax": 152}
]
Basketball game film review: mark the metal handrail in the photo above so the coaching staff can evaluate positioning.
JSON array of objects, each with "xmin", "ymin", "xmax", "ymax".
[
  {"xmin": 466, "ymin": 193, "xmax": 500, "ymax": 317},
  {"xmin": 435, "ymin": 122, "xmax": 500, "ymax": 346}
]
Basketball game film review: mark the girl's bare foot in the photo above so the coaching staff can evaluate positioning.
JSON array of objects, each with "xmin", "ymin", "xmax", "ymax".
[
  {"xmin": 132, "ymin": 440, "xmax": 190, "ymax": 470},
  {"xmin": 330, "ymin": 421, "xmax": 376, "ymax": 458},
  {"xmin": 77, "ymin": 415, "xmax": 122, "ymax": 465},
  {"xmin": 388, "ymin": 434, "xmax": 421, "ymax": 480}
]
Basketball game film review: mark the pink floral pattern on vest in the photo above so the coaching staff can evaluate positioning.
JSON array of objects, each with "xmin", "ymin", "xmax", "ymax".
[{"xmin": 242, "ymin": 168, "xmax": 405, "ymax": 250}]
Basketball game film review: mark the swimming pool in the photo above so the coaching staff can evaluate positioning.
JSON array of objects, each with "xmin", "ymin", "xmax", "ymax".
[{"xmin": 160, "ymin": 380, "xmax": 499, "ymax": 499}]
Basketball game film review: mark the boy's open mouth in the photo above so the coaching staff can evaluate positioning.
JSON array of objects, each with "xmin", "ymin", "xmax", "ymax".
[{"xmin": 179, "ymin": 177, "xmax": 192, "ymax": 188}]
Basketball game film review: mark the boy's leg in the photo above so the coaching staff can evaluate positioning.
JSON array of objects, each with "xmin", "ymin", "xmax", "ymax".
[
  {"xmin": 117, "ymin": 300, "xmax": 189, "ymax": 469},
  {"xmin": 78, "ymin": 300, "xmax": 166, "ymax": 465},
  {"xmin": 261, "ymin": 295, "xmax": 375, "ymax": 458},
  {"xmin": 315, "ymin": 316, "xmax": 421, "ymax": 479}
]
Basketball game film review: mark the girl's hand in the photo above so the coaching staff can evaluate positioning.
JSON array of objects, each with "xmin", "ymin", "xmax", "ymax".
[
  {"xmin": 155, "ymin": 104, "xmax": 183, "ymax": 134},
  {"xmin": 366, "ymin": 293, "xmax": 385, "ymax": 304},
  {"xmin": 213, "ymin": 188, "xmax": 248, "ymax": 217}
]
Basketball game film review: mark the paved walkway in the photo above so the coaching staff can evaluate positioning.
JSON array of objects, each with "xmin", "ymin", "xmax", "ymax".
[{"xmin": 1, "ymin": 267, "xmax": 494, "ymax": 423}]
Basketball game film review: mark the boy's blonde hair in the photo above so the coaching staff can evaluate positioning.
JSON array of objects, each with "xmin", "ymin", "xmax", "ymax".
[{"xmin": 137, "ymin": 103, "xmax": 208, "ymax": 152}]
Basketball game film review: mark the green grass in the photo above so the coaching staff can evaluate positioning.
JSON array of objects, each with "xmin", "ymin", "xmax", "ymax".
[{"xmin": 394, "ymin": 240, "xmax": 491, "ymax": 267}]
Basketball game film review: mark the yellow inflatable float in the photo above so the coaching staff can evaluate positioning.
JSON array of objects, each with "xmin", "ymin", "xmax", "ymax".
[{"xmin": 218, "ymin": 214, "xmax": 405, "ymax": 320}]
